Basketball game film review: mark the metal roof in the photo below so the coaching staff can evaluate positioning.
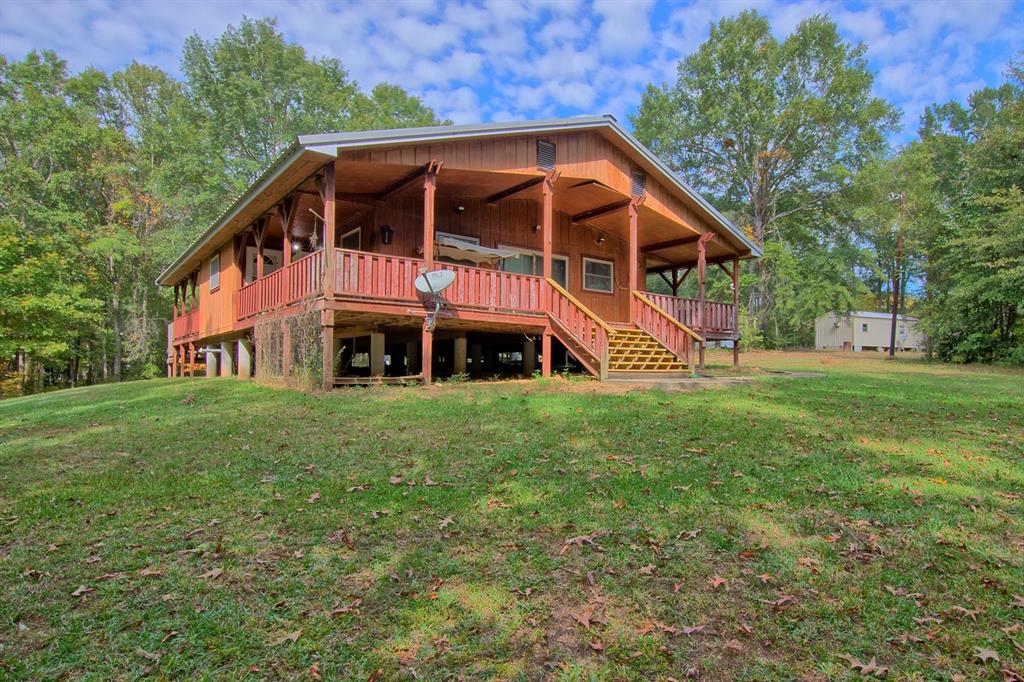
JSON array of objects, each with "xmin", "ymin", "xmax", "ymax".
[
  {"xmin": 850, "ymin": 311, "xmax": 919, "ymax": 321},
  {"xmin": 157, "ymin": 114, "xmax": 761, "ymax": 285}
]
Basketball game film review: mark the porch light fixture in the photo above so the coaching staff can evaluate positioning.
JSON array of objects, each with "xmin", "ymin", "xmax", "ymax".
[
  {"xmin": 532, "ymin": 224, "xmax": 541, "ymax": 233},
  {"xmin": 380, "ymin": 224, "xmax": 394, "ymax": 245},
  {"xmin": 596, "ymin": 235, "xmax": 606, "ymax": 245},
  {"xmin": 454, "ymin": 205, "xmax": 465, "ymax": 214}
]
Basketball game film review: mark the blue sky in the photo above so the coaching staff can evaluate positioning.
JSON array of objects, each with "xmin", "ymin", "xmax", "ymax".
[{"xmin": 2, "ymin": 0, "xmax": 1021, "ymax": 142}]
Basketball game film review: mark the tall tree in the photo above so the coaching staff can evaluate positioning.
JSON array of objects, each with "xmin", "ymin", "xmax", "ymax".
[{"xmin": 633, "ymin": 10, "xmax": 898, "ymax": 343}]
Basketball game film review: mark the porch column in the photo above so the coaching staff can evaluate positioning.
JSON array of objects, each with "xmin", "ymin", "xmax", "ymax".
[
  {"xmin": 205, "ymin": 348, "xmax": 218, "ymax": 377},
  {"xmin": 238, "ymin": 338, "xmax": 253, "ymax": 379},
  {"xmin": 172, "ymin": 343, "xmax": 179, "ymax": 378},
  {"xmin": 732, "ymin": 256, "xmax": 740, "ymax": 368},
  {"xmin": 696, "ymin": 233, "xmax": 714, "ymax": 370},
  {"xmin": 322, "ymin": 163, "xmax": 336, "ymax": 298},
  {"xmin": 628, "ymin": 199, "xmax": 640, "ymax": 319},
  {"xmin": 370, "ymin": 332, "xmax": 386, "ymax": 377},
  {"xmin": 453, "ymin": 336, "xmax": 467, "ymax": 375},
  {"xmin": 254, "ymin": 220, "xmax": 266, "ymax": 281},
  {"xmin": 220, "ymin": 341, "xmax": 234, "ymax": 376},
  {"xmin": 188, "ymin": 342, "xmax": 197, "ymax": 377},
  {"xmin": 321, "ymin": 310, "xmax": 336, "ymax": 391},
  {"xmin": 523, "ymin": 338, "xmax": 536, "ymax": 376},
  {"xmin": 541, "ymin": 172, "xmax": 556, "ymax": 280},
  {"xmin": 405, "ymin": 341, "xmax": 419, "ymax": 375},
  {"xmin": 421, "ymin": 162, "xmax": 438, "ymax": 385},
  {"xmin": 541, "ymin": 330, "xmax": 552, "ymax": 377}
]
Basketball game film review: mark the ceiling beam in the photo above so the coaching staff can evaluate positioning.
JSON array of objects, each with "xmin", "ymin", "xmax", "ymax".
[
  {"xmin": 640, "ymin": 234, "xmax": 701, "ymax": 253},
  {"xmin": 485, "ymin": 176, "xmax": 544, "ymax": 204},
  {"xmin": 377, "ymin": 162, "xmax": 433, "ymax": 202},
  {"xmin": 570, "ymin": 199, "xmax": 631, "ymax": 224}
]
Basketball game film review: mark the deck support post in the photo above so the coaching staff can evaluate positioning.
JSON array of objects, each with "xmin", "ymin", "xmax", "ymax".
[
  {"xmin": 541, "ymin": 331, "xmax": 552, "ymax": 377},
  {"xmin": 423, "ymin": 161, "xmax": 438, "ymax": 269},
  {"xmin": 628, "ymin": 198, "xmax": 641, "ymax": 318},
  {"xmin": 405, "ymin": 341, "xmax": 419, "ymax": 374},
  {"xmin": 282, "ymin": 322, "xmax": 292, "ymax": 379},
  {"xmin": 370, "ymin": 332, "xmax": 386, "ymax": 376},
  {"xmin": 172, "ymin": 343, "xmax": 179, "ymax": 378},
  {"xmin": 321, "ymin": 309, "xmax": 335, "ymax": 391},
  {"xmin": 453, "ymin": 336, "xmax": 467, "ymax": 375},
  {"xmin": 421, "ymin": 327, "xmax": 433, "ymax": 384},
  {"xmin": 322, "ymin": 163, "xmax": 336, "ymax": 298},
  {"xmin": 188, "ymin": 342, "xmax": 196, "ymax": 377},
  {"xmin": 523, "ymin": 338, "xmax": 536, "ymax": 377},
  {"xmin": 470, "ymin": 343, "xmax": 482, "ymax": 374},
  {"xmin": 220, "ymin": 341, "xmax": 234, "ymax": 377},
  {"xmin": 205, "ymin": 349, "xmax": 218, "ymax": 377}
]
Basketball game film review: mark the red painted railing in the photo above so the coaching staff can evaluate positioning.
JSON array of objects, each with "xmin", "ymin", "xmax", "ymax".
[
  {"xmin": 237, "ymin": 250, "xmax": 324, "ymax": 319},
  {"xmin": 546, "ymin": 279, "xmax": 610, "ymax": 378},
  {"xmin": 439, "ymin": 262, "xmax": 545, "ymax": 312},
  {"xmin": 172, "ymin": 308, "xmax": 200, "ymax": 340},
  {"xmin": 632, "ymin": 292, "xmax": 701, "ymax": 367},
  {"xmin": 335, "ymin": 249, "xmax": 422, "ymax": 301},
  {"xmin": 644, "ymin": 292, "xmax": 737, "ymax": 334}
]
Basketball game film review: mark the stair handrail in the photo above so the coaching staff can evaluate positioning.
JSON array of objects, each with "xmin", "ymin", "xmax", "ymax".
[
  {"xmin": 546, "ymin": 278, "xmax": 616, "ymax": 334},
  {"xmin": 633, "ymin": 291, "xmax": 704, "ymax": 342}
]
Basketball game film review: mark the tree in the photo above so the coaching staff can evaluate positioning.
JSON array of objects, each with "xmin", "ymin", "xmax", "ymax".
[{"xmin": 632, "ymin": 10, "xmax": 898, "ymax": 343}]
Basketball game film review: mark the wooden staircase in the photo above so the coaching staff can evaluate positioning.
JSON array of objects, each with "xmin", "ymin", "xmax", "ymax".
[{"xmin": 606, "ymin": 325, "xmax": 686, "ymax": 373}]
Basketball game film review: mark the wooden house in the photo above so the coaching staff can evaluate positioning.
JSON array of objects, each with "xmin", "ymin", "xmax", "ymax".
[{"xmin": 158, "ymin": 116, "xmax": 761, "ymax": 387}]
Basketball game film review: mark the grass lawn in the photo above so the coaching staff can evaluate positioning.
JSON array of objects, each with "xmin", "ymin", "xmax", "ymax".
[{"xmin": 1, "ymin": 351, "xmax": 1021, "ymax": 680}]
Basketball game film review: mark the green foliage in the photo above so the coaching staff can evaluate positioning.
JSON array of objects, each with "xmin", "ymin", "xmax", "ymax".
[{"xmin": 0, "ymin": 19, "xmax": 442, "ymax": 393}]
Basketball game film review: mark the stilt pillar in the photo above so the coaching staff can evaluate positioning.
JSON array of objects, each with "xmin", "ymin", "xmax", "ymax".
[
  {"xmin": 453, "ymin": 336, "xmax": 467, "ymax": 375},
  {"xmin": 469, "ymin": 343, "xmax": 482, "ymax": 374},
  {"xmin": 523, "ymin": 338, "xmax": 536, "ymax": 377},
  {"xmin": 205, "ymin": 348, "xmax": 218, "ymax": 377},
  {"xmin": 405, "ymin": 341, "xmax": 419, "ymax": 375},
  {"xmin": 370, "ymin": 332, "xmax": 386, "ymax": 377},
  {"xmin": 220, "ymin": 341, "xmax": 234, "ymax": 376},
  {"xmin": 541, "ymin": 331, "xmax": 552, "ymax": 377},
  {"xmin": 321, "ymin": 309, "xmax": 336, "ymax": 391},
  {"xmin": 421, "ymin": 326, "xmax": 433, "ymax": 385},
  {"xmin": 238, "ymin": 339, "xmax": 253, "ymax": 379}
]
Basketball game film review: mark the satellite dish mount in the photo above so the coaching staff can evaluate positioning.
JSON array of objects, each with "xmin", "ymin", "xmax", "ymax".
[{"xmin": 415, "ymin": 269, "xmax": 456, "ymax": 332}]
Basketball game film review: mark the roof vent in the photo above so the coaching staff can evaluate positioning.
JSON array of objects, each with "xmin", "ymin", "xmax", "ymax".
[
  {"xmin": 631, "ymin": 169, "xmax": 646, "ymax": 197},
  {"xmin": 537, "ymin": 140, "xmax": 556, "ymax": 171}
]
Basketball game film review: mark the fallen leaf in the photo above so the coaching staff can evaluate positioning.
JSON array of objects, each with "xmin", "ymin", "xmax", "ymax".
[
  {"xmin": 71, "ymin": 585, "xmax": 93, "ymax": 597},
  {"xmin": 681, "ymin": 625, "xmax": 705, "ymax": 635},
  {"xmin": 199, "ymin": 567, "xmax": 224, "ymax": 580},
  {"xmin": 677, "ymin": 529, "xmax": 701, "ymax": 541},
  {"xmin": 388, "ymin": 475, "xmax": 403, "ymax": 485},
  {"xmin": 438, "ymin": 516, "xmax": 454, "ymax": 530},
  {"xmin": 638, "ymin": 564, "xmax": 657, "ymax": 575},
  {"xmin": 138, "ymin": 566, "xmax": 163, "ymax": 577},
  {"xmin": 573, "ymin": 606, "xmax": 595, "ymax": 629},
  {"xmin": 307, "ymin": 491, "xmax": 321, "ymax": 503},
  {"xmin": 589, "ymin": 640, "xmax": 605, "ymax": 652},
  {"xmin": 270, "ymin": 629, "xmax": 302, "ymax": 646},
  {"xmin": 708, "ymin": 576, "xmax": 727, "ymax": 589},
  {"xmin": 839, "ymin": 653, "xmax": 889, "ymax": 677},
  {"xmin": 974, "ymin": 647, "xmax": 999, "ymax": 663},
  {"xmin": 309, "ymin": 663, "xmax": 322, "ymax": 680},
  {"xmin": 135, "ymin": 648, "xmax": 160, "ymax": 662}
]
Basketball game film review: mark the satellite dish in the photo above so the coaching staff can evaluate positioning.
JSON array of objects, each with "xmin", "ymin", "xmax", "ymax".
[{"xmin": 415, "ymin": 269, "xmax": 456, "ymax": 295}]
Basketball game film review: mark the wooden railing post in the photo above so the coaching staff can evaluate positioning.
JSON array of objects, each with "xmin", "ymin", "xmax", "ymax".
[
  {"xmin": 322, "ymin": 163, "xmax": 336, "ymax": 298},
  {"xmin": 628, "ymin": 197, "xmax": 641, "ymax": 319},
  {"xmin": 541, "ymin": 170, "xmax": 558, "ymax": 280}
]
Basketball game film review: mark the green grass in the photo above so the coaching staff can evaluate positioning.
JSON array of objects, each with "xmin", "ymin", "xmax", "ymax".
[{"xmin": 1, "ymin": 352, "xmax": 1021, "ymax": 680}]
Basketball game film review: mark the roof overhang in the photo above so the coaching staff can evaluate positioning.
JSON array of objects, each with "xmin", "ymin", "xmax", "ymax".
[{"xmin": 157, "ymin": 114, "xmax": 760, "ymax": 286}]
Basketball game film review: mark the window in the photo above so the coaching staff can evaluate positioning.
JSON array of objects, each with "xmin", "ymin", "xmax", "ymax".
[
  {"xmin": 340, "ymin": 227, "xmax": 361, "ymax": 251},
  {"xmin": 209, "ymin": 253, "xmax": 220, "ymax": 291},
  {"xmin": 437, "ymin": 231, "xmax": 480, "ymax": 245},
  {"xmin": 499, "ymin": 247, "xmax": 568, "ymax": 287},
  {"xmin": 861, "ymin": 323, "xmax": 869, "ymax": 333},
  {"xmin": 582, "ymin": 257, "xmax": 614, "ymax": 293}
]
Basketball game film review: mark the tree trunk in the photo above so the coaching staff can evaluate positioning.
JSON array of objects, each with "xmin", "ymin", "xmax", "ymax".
[
  {"xmin": 112, "ymin": 290, "xmax": 123, "ymax": 382},
  {"xmin": 888, "ymin": 230, "xmax": 903, "ymax": 358}
]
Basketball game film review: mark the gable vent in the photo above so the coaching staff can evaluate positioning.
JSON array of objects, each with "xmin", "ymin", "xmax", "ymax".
[
  {"xmin": 631, "ymin": 169, "xmax": 646, "ymax": 197},
  {"xmin": 537, "ymin": 140, "xmax": 556, "ymax": 171}
]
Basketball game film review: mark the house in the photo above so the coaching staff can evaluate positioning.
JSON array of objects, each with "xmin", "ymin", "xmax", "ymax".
[
  {"xmin": 815, "ymin": 311, "xmax": 925, "ymax": 352},
  {"xmin": 158, "ymin": 115, "xmax": 761, "ymax": 387}
]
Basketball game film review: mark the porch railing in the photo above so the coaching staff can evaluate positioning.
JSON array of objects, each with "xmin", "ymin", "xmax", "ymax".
[
  {"xmin": 632, "ymin": 291, "xmax": 702, "ymax": 367},
  {"xmin": 335, "ymin": 248, "xmax": 421, "ymax": 301},
  {"xmin": 439, "ymin": 262, "xmax": 545, "ymax": 312},
  {"xmin": 172, "ymin": 308, "xmax": 200, "ymax": 340},
  {"xmin": 643, "ymin": 292, "xmax": 738, "ymax": 334},
  {"xmin": 546, "ymin": 278, "xmax": 611, "ymax": 378},
  {"xmin": 237, "ymin": 250, "xmax": 324, "ymax": 319}
]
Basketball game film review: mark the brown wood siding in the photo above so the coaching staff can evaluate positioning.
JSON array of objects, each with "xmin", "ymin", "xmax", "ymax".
[{"xmin": 198, "ymin": 239, "xmax": 242, "ymax": 338}]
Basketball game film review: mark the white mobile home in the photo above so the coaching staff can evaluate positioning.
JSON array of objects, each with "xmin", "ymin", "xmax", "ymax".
[{"xmin": 815, "ymin": 311, "xmax": 925, "ymax": 352}]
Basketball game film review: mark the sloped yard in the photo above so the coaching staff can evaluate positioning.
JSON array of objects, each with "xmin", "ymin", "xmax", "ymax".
[{"xmin": 0, "ymin": 352, "xmax": 1021, "ymax": 679}]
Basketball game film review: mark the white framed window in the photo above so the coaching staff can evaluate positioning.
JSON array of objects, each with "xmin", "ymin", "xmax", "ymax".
[
  {"xmin": 340, "ymin": 227, "xmax": 361, "ymax": 251},
  {"xmin": 209, "ymin": 252, "xmax": 220, "ymax": 291},
  {"xmin": 437, "ymin": 231, "xmax": 480, "ymax": 245},
  {"xmin": 499, "ymin": 246, "xmax": 568, "ymax": 287},
  {"xmin": 862, "ymin": 323, "xmax": 869, "ymax": 333},
  {"xmin": 582, "ymin": 257, "xmax": 613, "ymax": 293}
]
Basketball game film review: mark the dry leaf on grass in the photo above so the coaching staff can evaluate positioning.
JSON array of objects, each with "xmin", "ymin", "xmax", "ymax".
[
  {"xmin": 839, "ymin": 653, "xmax": 889, "ymax": 677},
  {"xmin": 307, "ymin": 491, "xmax": 321, "ymax": 503},
  {"xmin": 199, "ymin": 567, "xmax": 223, "ymax": 580},
  {"xmin": 270, "ymin": 629, "xmax": 302, "ymax": 646}
]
